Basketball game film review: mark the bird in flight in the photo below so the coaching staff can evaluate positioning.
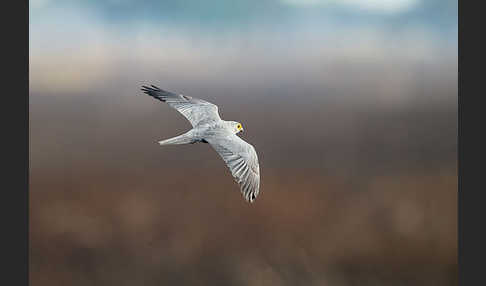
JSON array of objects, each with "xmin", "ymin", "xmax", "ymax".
[{"xmin": 141, "ymin": 85, "xmax": 260, "ymax": 203}]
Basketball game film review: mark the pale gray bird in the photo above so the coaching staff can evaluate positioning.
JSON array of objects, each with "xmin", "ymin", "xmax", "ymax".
[{"xmin": 141, "ymin": 85, "xmax": 260, "ymax": 203}]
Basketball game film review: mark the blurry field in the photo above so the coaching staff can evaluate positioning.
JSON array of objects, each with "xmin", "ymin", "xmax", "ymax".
[
  {"xmin": 29, "ymin": 94, "xmax": 456, "ymax": 286},
  {"xmin": 30, "ymin": 169, "xmax": 456, "ymax": 286}
]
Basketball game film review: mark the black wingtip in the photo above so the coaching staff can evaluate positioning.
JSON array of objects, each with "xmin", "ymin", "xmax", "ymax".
[
  {"xmin": 140, "ymin": 84, "xmax": 167, "ymax": 102},
  {"xmin": 141, "ymin": 84, "xmax": 163, "ymax": 93}
]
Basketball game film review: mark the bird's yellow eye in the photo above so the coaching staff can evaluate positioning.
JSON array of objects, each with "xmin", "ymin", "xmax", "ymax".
[{"xmin": 237, "ymin": 124, "xmax": 242, "ymax": 130}]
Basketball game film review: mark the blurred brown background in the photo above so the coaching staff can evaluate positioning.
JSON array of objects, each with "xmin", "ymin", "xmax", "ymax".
[{"xmin": 30, "ymin": 0, "xmax": 457, "ymax": 285}]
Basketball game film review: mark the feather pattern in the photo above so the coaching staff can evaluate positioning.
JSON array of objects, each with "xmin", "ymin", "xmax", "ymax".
[
  {"xmin": 141, "ymin": 85, "xmax": 221, "ymax": 127},
  {"xmin": 206, "ymin": 134, "xmax": 260, "ymax": 203}
]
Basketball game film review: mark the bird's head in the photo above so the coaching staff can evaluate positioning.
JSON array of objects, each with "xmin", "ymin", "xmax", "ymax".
[{"xmin": 230, "ymin": 121, "xmax": 244, "ymax": 134}]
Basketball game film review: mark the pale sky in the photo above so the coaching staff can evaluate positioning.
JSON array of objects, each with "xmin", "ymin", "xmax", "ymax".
[{"xmin": 29, "ymin": 0, "xmax": 457, "ymax": 96}]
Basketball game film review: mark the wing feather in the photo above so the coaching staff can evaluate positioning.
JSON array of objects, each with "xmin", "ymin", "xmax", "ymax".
[
  {"xmin": 141, "ymin": 85, "xmax": 221, "ymax": 127},
  {"xmin": 207, "ymin": 134, "xmax": 260, "ymax": 203}
]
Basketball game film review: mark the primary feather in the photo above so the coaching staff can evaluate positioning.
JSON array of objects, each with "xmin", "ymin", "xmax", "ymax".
[{"xmin": 141, "ymin": 85, "xmax": 221, "ymax": 127}]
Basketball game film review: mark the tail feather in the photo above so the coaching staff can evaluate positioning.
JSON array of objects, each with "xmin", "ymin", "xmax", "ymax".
[{"xmin": 158, "ymin": 134, "xmax": 194, "ymax": 145}]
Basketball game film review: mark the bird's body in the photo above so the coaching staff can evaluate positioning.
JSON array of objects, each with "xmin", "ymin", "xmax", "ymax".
[{"xmin": 141, "ymin": 85, "xmax": 260, "ymax": 203}]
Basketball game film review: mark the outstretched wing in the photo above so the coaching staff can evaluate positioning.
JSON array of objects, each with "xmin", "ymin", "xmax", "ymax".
[
  {"xmin": 207, "ymin": 134, "xmax": 260, "ymax": 203},
  {"xmin": 141, "ymin": 85, "xmax": 221, "ymax": 127}
]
